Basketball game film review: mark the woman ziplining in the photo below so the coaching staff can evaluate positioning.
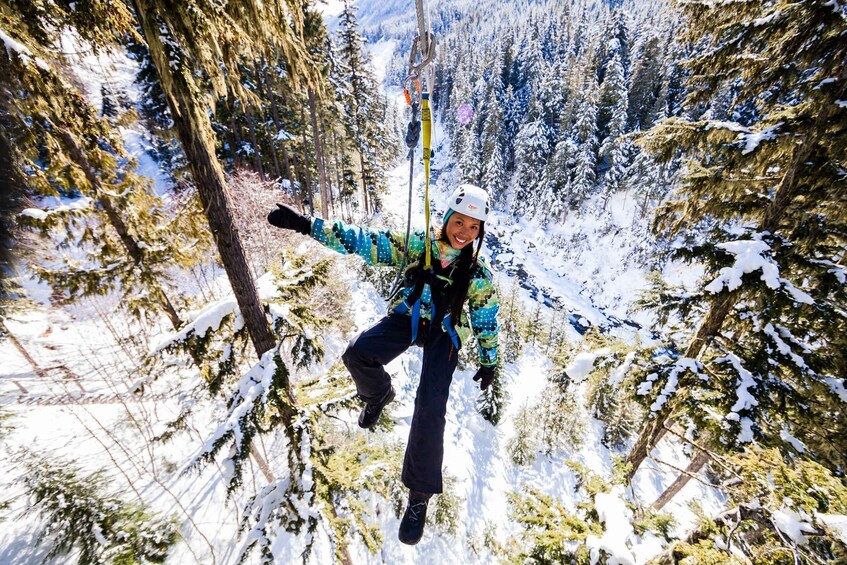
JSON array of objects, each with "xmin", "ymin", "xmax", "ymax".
[{"xmin": 267, "ymin": 183, "xmax": 500, "ymax": 545}]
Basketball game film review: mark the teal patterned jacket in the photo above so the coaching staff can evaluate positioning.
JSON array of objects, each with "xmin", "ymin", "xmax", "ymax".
[{"xmin": 311, "ymin": 218, "xmax": 500, "ymax": 367}]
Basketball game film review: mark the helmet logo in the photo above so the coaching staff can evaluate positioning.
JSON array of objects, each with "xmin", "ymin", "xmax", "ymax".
[{"xmin": 446, "ymin": 184, "xmax": 489, "ymax": 222}]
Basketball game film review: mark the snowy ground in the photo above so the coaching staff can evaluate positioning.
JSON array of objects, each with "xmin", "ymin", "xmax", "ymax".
[{"xmin": 0, "ymin": 18, "xmax": 725, "ymax": 565}]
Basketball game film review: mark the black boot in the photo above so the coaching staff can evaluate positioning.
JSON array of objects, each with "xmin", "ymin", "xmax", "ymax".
[
  {"xmin": 398, "ymin": 490, "xmax": 431, "ymax": 545},
  {"xmin": 358, "ymin": 386, "xmax": 395, "ymax": 429}
]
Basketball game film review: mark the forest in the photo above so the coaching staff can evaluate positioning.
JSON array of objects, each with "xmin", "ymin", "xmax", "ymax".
[{"xmin": 1, "ymin": 0, "xmax": 845, "ymax": 563}]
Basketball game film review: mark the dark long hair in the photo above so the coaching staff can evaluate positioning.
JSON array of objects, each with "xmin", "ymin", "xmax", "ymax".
[{"xmin": 438, "ymin": 221, "xmax": 485, "ymax": 322}]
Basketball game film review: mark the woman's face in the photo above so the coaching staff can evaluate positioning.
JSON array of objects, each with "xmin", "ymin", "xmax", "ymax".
[{"xmin": 444, "ymin": 211, "xmax": 481, "ymax": 250}]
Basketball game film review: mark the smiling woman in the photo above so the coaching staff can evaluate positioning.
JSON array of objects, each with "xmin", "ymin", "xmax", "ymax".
[{"xmin": 267, "ymin": 182, "xmax": 500, "ymax": 545}]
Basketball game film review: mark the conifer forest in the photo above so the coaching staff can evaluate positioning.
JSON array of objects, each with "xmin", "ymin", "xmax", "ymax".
[{"xmin": 1, "ymin": 0, "xmax": 846, "ymax": 563}]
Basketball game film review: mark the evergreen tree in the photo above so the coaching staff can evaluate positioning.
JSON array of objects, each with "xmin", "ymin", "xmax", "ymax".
[
  {"xmin": 18, "ymin": 450, "xmax": 178, "ymax": 564},
  {"xmin": 626, "ymin": 0, "xmax": 847, "ymax": 501},
  {"xmin": 544, "ymin": 136, "xmax": 576, "ymax": 218},
  {"xmin": 482, "ymin": 133, "xmax": 507, "ymax": 203},
  {"xmin": 0, "ymin": 127, "xmax": 23, "ymax": 306},
  {"xmin": 511, "ymin": 114, "xmax": 551, "ymax": 217},
  {"xmin": 130, "ymin": 0, "xmax": 321, "ymax": 356},
  {"xmin": 601, "ymin": 140, "xmax": 631, "ymax": 211},
  {"xmin": 480, "ymin": 78, "xmax": 507, "ymax": 199},
  {"xmin": 627, "ymin": 32, "xmax": 665, "ymax": 130},
  {"xmin": 458, "ymin": 123, "xmax": 482, "ymax": 185},
  {"xmin": 598, "ymin": 49, "xmax": 628, "ymax": 162},
  {"xmin": 536, "ymin": 61, "xmax": 566, "ymax": 145},
  {"xmin": 598, "ymin": 47, "xmax": 630, "ymax": 208},
  {"xmin": 570, "ymin": 77, "xmax": 599, "ymax": 205},
  {"xmin": 477, "ymin": 357, "xmax": 507, "ymax": 425}
]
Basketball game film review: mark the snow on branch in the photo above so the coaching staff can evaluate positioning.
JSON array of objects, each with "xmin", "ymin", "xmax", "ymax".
[
  {"xmin": 762, "ymin": 323, "xmax": 811, "ymax": 372},
  {"xmin": 702, "ymin": 120, "xmax": 783, "ymax": 155},
  {"xmin": 17, "ymin": 197, "xmax": 95, "ymax": 225},
  {"xmin": 704, "ymin": 235, "xmax": 814, "ymax": 304},
  {"xmin": 564, "ymin": 348, "xmax": 611, "ymax": 384},
  {"xmin": 152, "ymin": 297, "xmax": 243, "ymax": 353},
  {"xmin": 642, "ymin": 357, "xmax": 702, "ymax": 412},
  {"xmin": 586, "ymin": 486, "xmax": 637, "ymax": 565},
  {"xmin": 236, "ymin": 413, "xmax": 319, "ymax": 564},
  {"xmin": 184, "ymin": 348, "xmax": 288, "ymax": 491},
  {"xmin": 0, "ymin": 27, "xmax": 50, "ymax": 71}
]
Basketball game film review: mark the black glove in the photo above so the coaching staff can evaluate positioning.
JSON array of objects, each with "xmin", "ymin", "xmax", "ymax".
[
  {"xmin": 267, "ymin": 203, "xmax": 311, "ymax": 235},
  {"xmin": 473, "ymin": 366, "xmax": 497, "ymax": 391}
]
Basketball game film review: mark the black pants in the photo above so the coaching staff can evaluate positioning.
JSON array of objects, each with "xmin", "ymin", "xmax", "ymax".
[{"xmin": 342, "ymin": 313, "xmax": 458, "ymax": 494}]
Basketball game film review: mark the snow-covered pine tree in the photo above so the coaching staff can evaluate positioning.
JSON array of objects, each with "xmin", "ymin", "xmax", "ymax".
[
  {"xmin": 627, "ymin": 0, "xmax": 847, "ymax": 502},
  {"xmin": 512, "ymin": 95, "xmax": 552, "ymax": 217},
  {"xmin": 501, "ymin": 84, "xmax": 522, "ymax": 172},
  {"xmin": 597, "ymin": 9, "xmax": 631, "ymax": 84},
  {"xmin": 601, "ymin": 138, "xmax": 631, "ymax": 211},
  {"xmin": 653, "ymin": 447, "xmax": 847, "ymax": 563},
  {"xmin": 626, "ymin": 31, "xmax": 666, "ymax": 131},
  {"xmin": 623, "ymin": 145, "xmax": 665, "ymax": 221},
  {"xmin": 541, "ymin": 135, "xmax": 575, "ymax": 223},
  {"xmin": 649, "ymin": 24, "xmax": 689, "ymax": 125},
  {"xmin": 570, "ymin": 76, "xmax": 599, "ymax": 206},
  {"xmin": 598, "ymin": 46, "xmax": 630, "ymax": 209},
  {"xmin": 536, "ymin": 60, "xmax": 566, "ymax": 147},
  {"xmin": 480, "ymin": 75, "xmax": 507, "ymax": 199},
  {"xmin": 17, "ymin": 450, "xmax": 178, "ymax": 564},
  {"xmin": 598, "ymin": 46, "xmax": 628, "ymax": 156},
  {"xmin": 458, "ymin": 123, "xmax": 482, "ymax": 185},
  {"xmin": 477, "ymin": 356, "xmax": 507, "ymax": 425},
  {"xmin": 172, "ymin": 250, "xmax": 440, "ymax": 561}
]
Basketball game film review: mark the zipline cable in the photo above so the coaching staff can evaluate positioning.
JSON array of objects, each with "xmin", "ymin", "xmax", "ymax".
[
  {"xmin": 403, "ymin": 0, "xmax": 436, "ymax": 270},
  {"xmin": 390, "ymin": 0, "xmax": 440, "ymax": 342}
]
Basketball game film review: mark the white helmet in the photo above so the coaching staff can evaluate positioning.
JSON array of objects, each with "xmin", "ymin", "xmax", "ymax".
[{"xmin": 446, "ymin": 183, "xmax": 490, "ymax": 222}]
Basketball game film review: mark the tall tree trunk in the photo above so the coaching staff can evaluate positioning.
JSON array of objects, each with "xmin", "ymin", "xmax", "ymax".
[
  {"xmin": 279, "ymin": 141, "xmax": 293, "ymax": 187},
  {"xmin": 308, "ymin": 87, "xmax": 329, "ymax": 218},
  {"xmin": 299, "ymin": 104, "xmax": 314, "ymax": 215},
  {"xmin": 58, "ymin": 129, "xmax": 183, "ymax": 330},
  {"xmin": 134, "ymin": 1, "xmax": 276, "ymax": 357},
  {"xmin": 243, "ymin": 97, "xmax": 265, "ymax": 181},
  {"xmin": 625, "ymin": 289, "xmax": 739, "ymax": 481},
  {"xmin": 321, "ymin": 114, "xmax": 336, "ymax": 217},
  {"xmin": 261, "ymin": 59, "xmax": 292, "ymax": 184},
  {"xmin": 268, "ymin": 136, "xmax": 282, "ymax": 180},
  {"xmin": 228, "ymin": 104, "xmax": 244, "ymax": 169},
  {"xmin": 652, "ymin": 447, "xmax": 711, "ymax": 510},
  {"xmin": 332, "ymin": 132, "xmax": 347, "ymax": 221},
  {"xmin": 359, "ymin": 151, "xmax": 369, "ymax": 216}
]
